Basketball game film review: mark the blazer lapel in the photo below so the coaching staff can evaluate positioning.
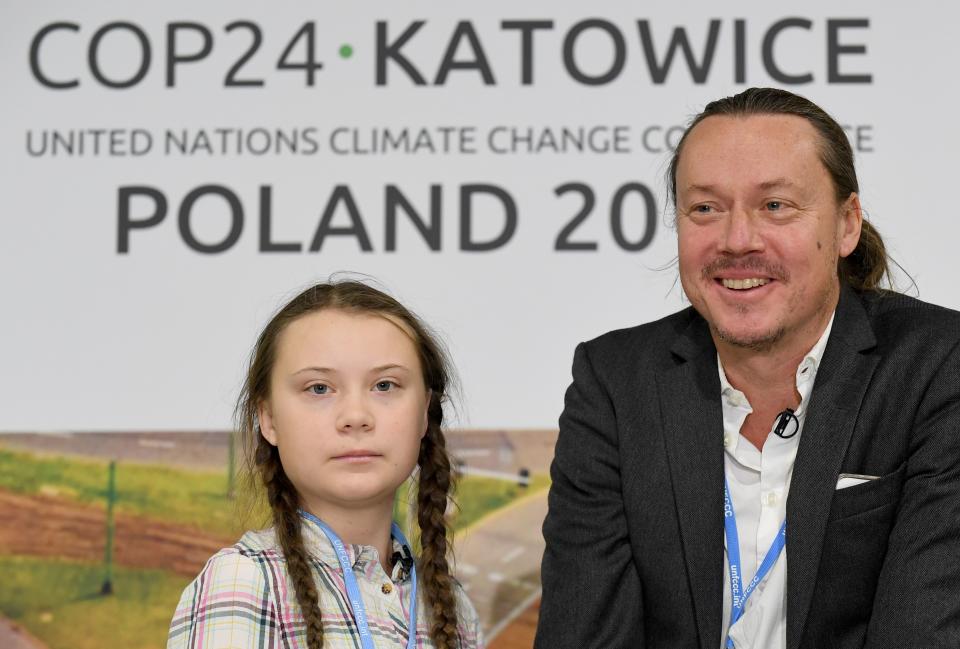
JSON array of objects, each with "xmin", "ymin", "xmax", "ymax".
[
  {"xmin": 657, "ymin": 314, "xmax": 726, "ymax": 649},
  {"xmin": 785, "ymin": 286, "xmax": 879, "ymax": 649}
]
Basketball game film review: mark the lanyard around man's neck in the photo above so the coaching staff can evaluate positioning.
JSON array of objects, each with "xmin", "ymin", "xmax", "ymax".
[{"xmin": 723, "ymin": 479, "xmax": 786, "ymax": 648}]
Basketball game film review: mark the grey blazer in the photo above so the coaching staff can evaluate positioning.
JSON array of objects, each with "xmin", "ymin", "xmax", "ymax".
[{"xmin": 535, "ymin": 285, "xmax": 960, "ymax": 649}]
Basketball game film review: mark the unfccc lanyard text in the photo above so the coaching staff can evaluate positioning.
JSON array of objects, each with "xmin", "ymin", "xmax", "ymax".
[{"xmin": 724, "ymin": 479, "xmax": 786, "ymax": 649}]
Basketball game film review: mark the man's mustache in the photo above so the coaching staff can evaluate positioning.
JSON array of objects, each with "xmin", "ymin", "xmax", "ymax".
[{"xmin": 700, "ymin": 256, "xmax": 789, "ymax": 282}]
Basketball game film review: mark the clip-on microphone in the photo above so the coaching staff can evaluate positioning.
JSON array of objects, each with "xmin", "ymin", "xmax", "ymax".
[{"xmin": 773, "ymin": 408, "xmax": 800, "ymax": 439}]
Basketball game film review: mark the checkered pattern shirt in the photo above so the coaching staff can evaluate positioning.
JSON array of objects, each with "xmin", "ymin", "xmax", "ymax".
[{"xmin": 168, "ymin": 522, "xmax": 483, "ymax": 648}]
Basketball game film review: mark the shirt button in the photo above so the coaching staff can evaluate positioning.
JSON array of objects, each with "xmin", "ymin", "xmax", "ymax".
[
  {"xmin": 723, "ymin": 434, "xmax": 732, "ymax": 448},
  {"xmin": 765, "ymin": 492, "xmax": 779, "ymax": 506},
  {"xmin": 381, "ymin": 583, "xmax": 393, "ymax": 595}
]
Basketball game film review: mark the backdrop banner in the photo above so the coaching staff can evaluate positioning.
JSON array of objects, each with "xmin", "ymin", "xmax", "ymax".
[{"xmin": 5, "ymin": 2, "xmax": 957, "ymax": 433}]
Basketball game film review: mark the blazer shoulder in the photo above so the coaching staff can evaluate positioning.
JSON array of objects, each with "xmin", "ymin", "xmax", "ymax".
[
  {"xmin": 859, "ymin": 290, "xmax": 960, "ymax": 350},
  {"xmin": 579, "ymin": 307, "xmax": 699, "ymax": 370}
]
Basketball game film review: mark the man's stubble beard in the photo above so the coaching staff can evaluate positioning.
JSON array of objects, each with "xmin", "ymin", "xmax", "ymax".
[{"xmin": 707, "ymin": 271, "xmax": 837, "ymax": 354}]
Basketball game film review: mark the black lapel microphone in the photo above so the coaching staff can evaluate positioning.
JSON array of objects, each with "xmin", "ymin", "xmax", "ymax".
[
  {"xmin": 392, "ymin": 544, "xmax": 415, "ymax": 576},
  {"xmin": 773, "ymin": 408, "xmax": 800, "ymax": 439}
]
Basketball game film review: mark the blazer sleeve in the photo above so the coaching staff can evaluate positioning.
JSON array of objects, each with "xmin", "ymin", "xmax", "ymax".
[
  {"xmin": 535, "ymin": 342, "xmax": 644, "ymax": 649},
  {"xmin": 167, "ymin": 547, "xmax": 279, "ymax": 649},
  {"xmin": 864, "ymin": 340, "xmax": 960, "ymax": 647}
]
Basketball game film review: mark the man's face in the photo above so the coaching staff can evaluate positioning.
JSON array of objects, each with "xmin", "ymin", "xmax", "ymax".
[{"xmin": 675, "ymin": 114, "xmax": 862, "ymax": 353}]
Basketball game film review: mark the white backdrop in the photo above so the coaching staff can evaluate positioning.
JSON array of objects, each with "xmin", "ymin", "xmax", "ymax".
[{"xmin": 3, "ymin": 1, "xmax": 958, "ymax": 431}]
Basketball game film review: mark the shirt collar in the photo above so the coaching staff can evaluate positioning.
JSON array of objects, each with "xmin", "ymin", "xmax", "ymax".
[{"xmin": 299, "ymin": 518, "xmax": 413, "ymax": 582}]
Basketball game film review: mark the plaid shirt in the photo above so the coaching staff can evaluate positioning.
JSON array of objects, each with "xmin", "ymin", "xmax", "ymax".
[{"xmin": 168, "ymin": 522, "xmax": 483, "ymax": 649}]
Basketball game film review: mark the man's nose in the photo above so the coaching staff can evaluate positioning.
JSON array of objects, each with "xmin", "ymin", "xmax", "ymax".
[
  {"xmin": 336, "ymin": 393, "xmax": 374, "ymax": 432},
  {"xmin": 719, "ymin": 206, "xmax": 764, "ymax": 255}
]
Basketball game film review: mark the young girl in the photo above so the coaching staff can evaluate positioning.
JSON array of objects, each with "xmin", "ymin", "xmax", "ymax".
[{"xmin": 168, "ymin": 281, "xmax": 483, "ymax": 649}]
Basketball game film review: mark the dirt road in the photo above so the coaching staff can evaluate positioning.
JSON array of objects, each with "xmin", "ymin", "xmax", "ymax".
[{"xmin": 0, "ymin": 489, "xmax": 232, "ymax": 577}]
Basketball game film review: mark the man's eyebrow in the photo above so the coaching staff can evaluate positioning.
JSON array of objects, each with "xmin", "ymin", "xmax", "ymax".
[
  {"xmin": 683, "ymin": 183, "xmax": 719, "ymax": 196},
  {"xmin": 756, "ymin": 178, "xmax": 798, "ymax": 190},
  {"xmin": 683, "ymin": 179, "xmax": 798, "ymax": 196}
]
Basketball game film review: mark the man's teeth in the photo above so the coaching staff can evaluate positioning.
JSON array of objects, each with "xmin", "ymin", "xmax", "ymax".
[{"xmin": 721, "ymin": 278, "xmax": 771, "ymax": 290}]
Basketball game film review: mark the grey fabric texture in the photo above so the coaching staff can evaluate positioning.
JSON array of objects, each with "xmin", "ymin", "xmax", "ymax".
[{"xmin": 535, "ymin": 285, "xmax": 960, "ymax": 649}]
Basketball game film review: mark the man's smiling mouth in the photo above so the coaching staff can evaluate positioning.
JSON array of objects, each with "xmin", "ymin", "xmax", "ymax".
[{"xmin": 720, "ymin": 278, "xmax": 772, "ymax": 290}]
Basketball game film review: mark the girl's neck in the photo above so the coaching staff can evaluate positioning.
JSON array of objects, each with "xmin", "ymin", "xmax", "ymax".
[{"xmin": 302, "ymin": 497, "xmax": 396, "ymax": 574}]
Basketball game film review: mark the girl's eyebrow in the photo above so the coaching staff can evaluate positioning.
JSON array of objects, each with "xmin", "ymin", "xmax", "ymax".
[
  {"xmin": 294, "ymin": 366, "xmax": 335, "ymax": 375},
  {"xmin": 293, "ymin": 364, "xmax": 410, "ymax": 375},
  {"xmin": 372, "ymin": 364, "xmax": 409, "ymax": 373}
]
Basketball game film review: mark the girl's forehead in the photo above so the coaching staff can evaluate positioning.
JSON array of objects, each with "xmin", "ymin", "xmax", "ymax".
[{"xmin": 275, "ymin": 309, "xmax": 421, "ymax": 369}]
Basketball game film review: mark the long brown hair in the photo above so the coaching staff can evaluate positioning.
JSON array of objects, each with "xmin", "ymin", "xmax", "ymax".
[
  {"xmin": 236, "ymin": 281, "xmax": 461, "ymax": 648},
  {"xmin": 667, "ymin": 86, "xmax": 893, "ymax": 291}
]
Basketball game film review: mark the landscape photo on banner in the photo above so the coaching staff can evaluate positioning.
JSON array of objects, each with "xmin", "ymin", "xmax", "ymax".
[{"xmin": 2, "ymin": 2, "xmax": 958, "ymax": 648}]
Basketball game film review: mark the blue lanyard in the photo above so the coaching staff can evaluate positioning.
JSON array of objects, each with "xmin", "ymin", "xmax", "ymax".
[
  {"xmin": 723, "ymin": 480, "xmax": 786, "ymax": 649},
  {"xmin": 299, "ymin": 511, "xmax": 418, "ymax": 649}
]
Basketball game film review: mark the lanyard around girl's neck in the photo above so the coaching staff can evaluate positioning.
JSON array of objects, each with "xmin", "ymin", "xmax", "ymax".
[
  {"xmin": 723, "ymin": 479, "xmax": 786, "ymax": 649},
  {"xmin": 299, "ymin": 510, "xmax": 418, "ymax": 649}
]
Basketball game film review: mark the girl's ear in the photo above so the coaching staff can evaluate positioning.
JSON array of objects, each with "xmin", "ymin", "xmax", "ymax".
[{"xmin": 258, "ymin": 401, "xmax": 279, "ymax": 446}]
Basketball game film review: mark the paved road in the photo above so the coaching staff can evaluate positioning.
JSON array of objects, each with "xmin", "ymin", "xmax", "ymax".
[
  {"xmin": 488, "ymin": 598, "xmax": 539, "ymax": 649},
  {"xmin": 452, "ymin": 489, "xmax": 548, "ymax": 643},
  {"xmin": 0, "ymin": 617, "xmax": 46, "ymax": 649}
]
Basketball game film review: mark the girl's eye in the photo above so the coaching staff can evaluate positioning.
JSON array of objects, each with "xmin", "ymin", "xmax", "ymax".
[
  {"xmin": 374, "ymin": 381, "xmax": 396, "ymax": 392},
  {"xmin": 309, "ymin": 384, "xmax": 329, "ymax": 395}
]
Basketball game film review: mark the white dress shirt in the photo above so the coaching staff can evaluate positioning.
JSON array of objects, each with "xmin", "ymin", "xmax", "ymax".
[{"xmin": 719, "ymin": 313, "xmax": 835, "ymax": 649}]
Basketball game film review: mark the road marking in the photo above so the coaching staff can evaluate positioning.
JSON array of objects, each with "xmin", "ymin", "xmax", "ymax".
[
  {"xmin": 453, "ymin": 449, "xmax": 492, "ymax": 458},
  {"xmin": 501, "ymin": 546, "xmax": 524, "ymax": 564},
  {"xmin": 456, "ymin": 465, "xmax": 529, "ymax": 485},
  {"xmin": 457, "ymin": 563, "xmax": 478, "ymax": 577},
  {"xmin": 485, "ymin": 587, "xmax": 543, "ymax": 643},
  {"xmin": 138, "ymin": 439, "xmax": 176, "ymax": 449}
]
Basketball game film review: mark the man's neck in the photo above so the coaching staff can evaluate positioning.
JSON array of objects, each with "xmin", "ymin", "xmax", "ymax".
[
  {"xmin": 715, "ymin": 302, "xmax": 836, "ymax": 450},
  {"xmin": 302, "ymin": 496, "xmax": 396, "ymax": 574},
  {"xmin": 716, "ymin": 292, "xmax": 837, "ymax": 402},
  {"xmin": 719, "ymin": 343, "xmax": 806, "ymax": 406}
]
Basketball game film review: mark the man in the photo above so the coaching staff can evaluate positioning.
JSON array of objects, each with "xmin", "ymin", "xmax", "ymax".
[{"xmin": 535, "ymin": 87, "xmax": 960, "ymax": 649}]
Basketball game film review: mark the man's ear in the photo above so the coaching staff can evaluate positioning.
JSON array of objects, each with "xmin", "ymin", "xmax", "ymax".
[
  {"xmin": 838, "ymin": 192, "xmax": 863, "ymax": 258},
  {"xmin": 258, "ymin": 401, "xmax": 278, "ymax": 446}
]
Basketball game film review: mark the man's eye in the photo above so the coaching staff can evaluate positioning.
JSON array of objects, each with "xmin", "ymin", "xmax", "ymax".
[
  {"xmin": 374, "ymin": 381, "xmax": 396, "ymax": 392},
  {"xmin": 765, "ymin": 201, "xmax": 783, "ymax": 211},
  {"xmin": 693, "ymin": 204, "xmax": 713, "ymax": 214},
  {"xmin": 309, "ymin": 384, "xmax": 329, "ymax": 395}
]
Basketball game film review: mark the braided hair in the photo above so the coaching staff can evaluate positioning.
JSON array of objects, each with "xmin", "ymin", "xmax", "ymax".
[{"xmin": 236, "ymin": 281, "xmax": 461, "ymax": 648}]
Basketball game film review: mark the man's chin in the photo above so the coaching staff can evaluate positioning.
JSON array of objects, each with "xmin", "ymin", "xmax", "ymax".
[{"xmin": 711, "ymin": 323, "xmax": 785, "ymax": 353}]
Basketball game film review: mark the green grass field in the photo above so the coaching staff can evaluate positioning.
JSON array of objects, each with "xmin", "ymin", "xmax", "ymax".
[
  {"xmin": 0, "ymin": 555, "xmax": 191, "ymax": 649},
  {"xmin": 0, "ymin": 447, "xmax": 549, "ymax": 649},
  {"xmin": 0, "ymin": 446, "xmax": 549, "ymax": 537}
]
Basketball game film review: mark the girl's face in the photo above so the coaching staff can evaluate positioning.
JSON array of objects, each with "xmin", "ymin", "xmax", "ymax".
[{"xmin": 258, "ymin": 308, "xmax": 429, "ymax": 515}]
